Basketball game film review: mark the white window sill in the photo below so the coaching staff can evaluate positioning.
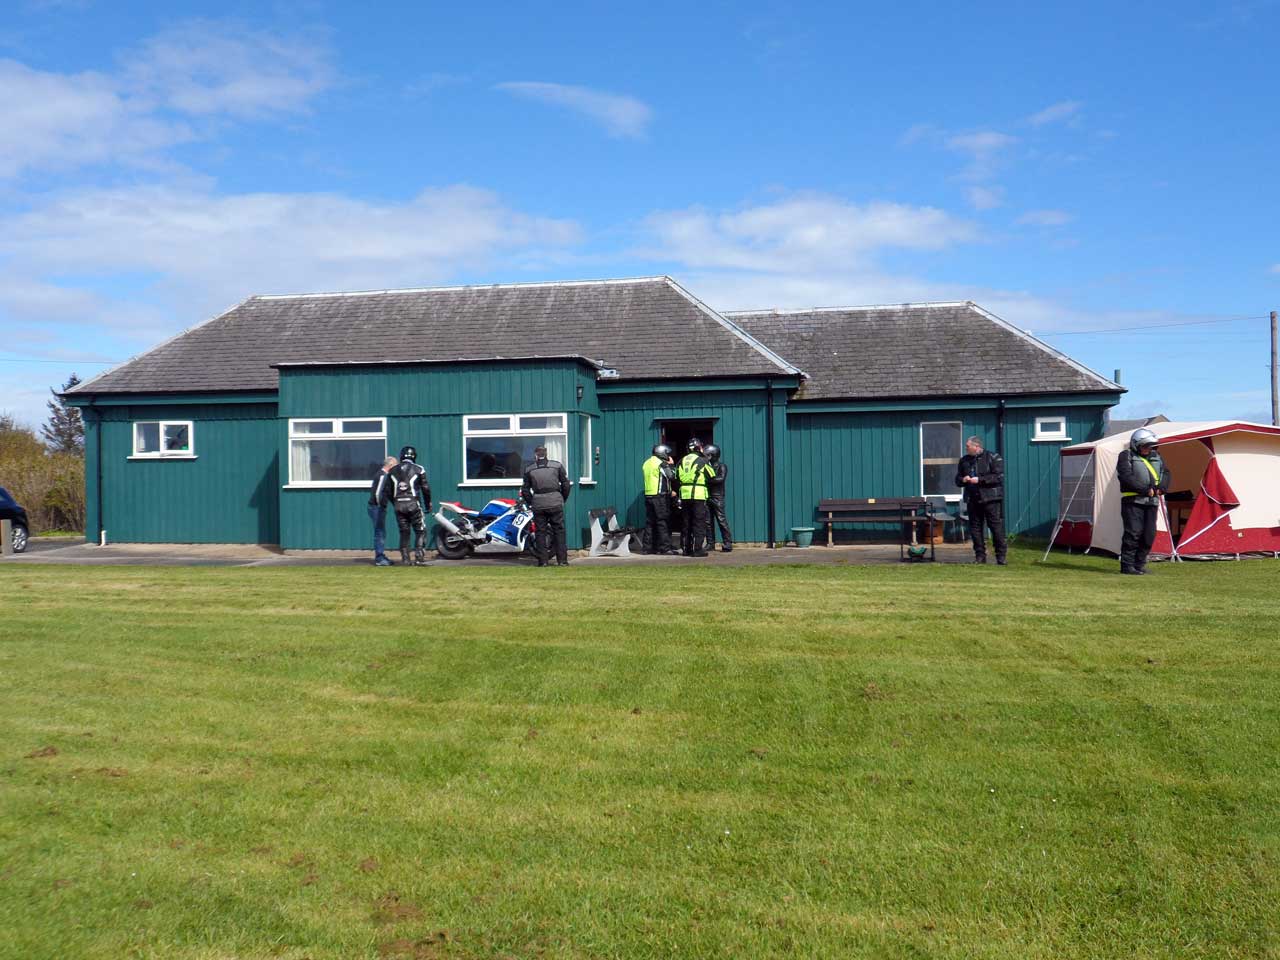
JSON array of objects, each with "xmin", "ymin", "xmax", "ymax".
[
  {"xmin": 129, "ymin": 455, "xmax": 198, "ymax": 460},
  {"xmin": 1031, "ymin": 437, "xmax": 1072, "ymax": 443},
  {"xmin": 458, "ymin": 480, "xmax": 522, "ymax": 487},
  {"xmin": 578, "ymin": 479, "xmax": 597, "ymax": 487},
  {"xmin": 926, "ymin": 493, "xmax": 964, "ymax": 502},
  {"xmin": 282, "ymin": 482, "xmax": 369, "ymax": 489}
]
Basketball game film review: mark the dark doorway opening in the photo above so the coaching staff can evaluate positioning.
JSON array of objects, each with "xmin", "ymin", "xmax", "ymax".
[{"xmin": 659, "ymin": 419, "xmax": 715, "ymax": 456}]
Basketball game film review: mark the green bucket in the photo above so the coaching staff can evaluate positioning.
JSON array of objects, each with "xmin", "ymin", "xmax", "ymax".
[{"xmin": 792, "ymin": 526, "xmax": 815, "ymax": 548}]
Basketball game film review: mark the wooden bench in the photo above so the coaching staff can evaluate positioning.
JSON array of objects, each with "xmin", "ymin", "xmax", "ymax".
[{"xmin": 816, "ymin": 497, "xmax": 937, "ymax": 562}]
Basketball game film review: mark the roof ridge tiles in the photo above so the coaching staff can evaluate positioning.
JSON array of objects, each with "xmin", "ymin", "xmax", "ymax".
[{"xmin": 252, "ymin": 275, "xmax": 673, "ymax": 301}]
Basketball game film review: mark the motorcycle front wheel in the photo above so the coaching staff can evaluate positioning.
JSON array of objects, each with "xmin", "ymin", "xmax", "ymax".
[{"xmin": 435, "ymin": 529, "xmax": 473, "ymax": 560}]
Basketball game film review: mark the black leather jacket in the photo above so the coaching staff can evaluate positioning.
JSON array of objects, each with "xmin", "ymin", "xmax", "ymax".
[
  {"xmin": 521, "ymin": 458, "xmax": 571, "ymax": 511},
  {"xmin": 707, "ymin": 459, "xmax": 728, "ymax": 499},
  {"xmin": 368, "ymin": 469, "xmax": 394, "ymax": 508},
  {"xmin": 955, "ymin": 450, "xmax": 1004, "ymax": 503},
  {"xmin": 388, "ymin": 460, "xmax": 430, "ymax": 512}
]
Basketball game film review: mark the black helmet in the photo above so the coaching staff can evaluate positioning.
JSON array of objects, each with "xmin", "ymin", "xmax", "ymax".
[
  {"xmin": 687, "ymin": 437, "xmax": 704, "ymax": 453},
  {"xmin": 652, "ymin": 443, "xmax": 673, "ymax": 459},
  {"xmin": 399, "ymin": 445, "xmax": 417, "ymax": 462},
  {"xmin": 704, "ymin": 443, "xmax": 721, "ymax": 462}
]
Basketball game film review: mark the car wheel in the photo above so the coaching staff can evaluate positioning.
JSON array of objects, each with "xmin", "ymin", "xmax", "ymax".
[{"xmin": 12, "ymin": 524, "xmax": 28, "ymax": 553}]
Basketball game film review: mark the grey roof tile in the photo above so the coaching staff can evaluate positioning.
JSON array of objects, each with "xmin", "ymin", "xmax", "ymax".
[
  {"xmin": 72, "ymin": 277, "xmax": 797, "ymax": 395},
  {"xmin": 729, "ymin": 302, "xmax": 1122, "ymax": 401}
]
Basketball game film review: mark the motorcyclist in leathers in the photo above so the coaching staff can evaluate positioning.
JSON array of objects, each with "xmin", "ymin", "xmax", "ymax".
[{"xmin": 389, "ymin": 445, "xmax": 431, "ymax": 565}]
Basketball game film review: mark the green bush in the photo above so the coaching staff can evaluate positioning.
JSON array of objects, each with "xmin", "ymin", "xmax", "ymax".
[{"xmin": 0, "ymin": 413, "xmax": 85, "ymax": 533}]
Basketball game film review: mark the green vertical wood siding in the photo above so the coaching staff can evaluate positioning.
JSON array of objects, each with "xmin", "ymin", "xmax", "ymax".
[
  {"xmin": 278, "ymin": 360, "xmax": 598, "ymax": 549},
  {"xmin": 88, "ymin": 403, "xmax": 278, "ymax": 544}
]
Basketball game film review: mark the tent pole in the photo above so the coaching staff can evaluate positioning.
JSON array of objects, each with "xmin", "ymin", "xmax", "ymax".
[
  {"xmin": 1158, "ymin": 494, "xmax": 1182, "ymax": 563},
  {"xmin": 1042, "ymin": 450, "xmax": 1094, "ymax": 563}
]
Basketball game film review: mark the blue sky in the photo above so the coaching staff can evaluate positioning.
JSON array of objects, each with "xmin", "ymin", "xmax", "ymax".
[{"xmin": 2, "ymin": 0, "xmax": 1278, "ymax": 428}]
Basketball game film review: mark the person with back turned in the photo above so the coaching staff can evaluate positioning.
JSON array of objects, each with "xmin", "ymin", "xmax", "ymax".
[
  {"xmin": 1116, "ymin": 427, "xmax": 1171, "ymax": 575},
  {"xmin": 641, "ymin": 443, "xmax": 678, "ymax": 554},
  {"xmin": 367, "ymin": 455, "xmax": 398, "ymax": 566},
  {"xmin": 677, "ymin": 438, "xmax": 713, "ymax": 557},
  {"xmin": 704, "ymin": 443, "xmax": 733, "ymax": 552},
  {"xmin": 522, "ymin": 444, "xmax": 572, "ymax": 566},
  {"xmin": 388, "ymin": 445, "xmax": 431, "ymax": 566},
  {"xmin": 956, "ymin": 435, "xmax": 1007, "ymax": 565}
]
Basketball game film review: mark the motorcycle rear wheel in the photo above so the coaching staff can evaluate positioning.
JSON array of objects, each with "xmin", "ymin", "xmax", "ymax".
[{"xmin": 435, "ymin": 530, "xmax": 473, "ymax": 560}]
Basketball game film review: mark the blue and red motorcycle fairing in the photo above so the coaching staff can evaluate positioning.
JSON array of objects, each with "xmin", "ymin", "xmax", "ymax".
[{"xmin": 433, "ymin": 498, "xmax": 535, "ymax": 559}]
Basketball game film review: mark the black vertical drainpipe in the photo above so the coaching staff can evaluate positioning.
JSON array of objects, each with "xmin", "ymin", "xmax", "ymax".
[
  {"xmin": 996, "ymin": 397, "xmax": 1007, "ymax": 457},
  {"xmin": 765, "ymin": 379, "xmax": 776, "ymax": 548}
]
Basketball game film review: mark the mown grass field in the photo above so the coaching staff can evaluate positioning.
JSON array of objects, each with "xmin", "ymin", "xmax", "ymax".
[{"xmin": 2, "ymin": 547, "xmax": 1278, "ymax": 959}]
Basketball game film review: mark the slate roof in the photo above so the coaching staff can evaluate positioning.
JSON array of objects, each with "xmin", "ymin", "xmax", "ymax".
[
  {"xmin": 729, "ymin": 302, "xmax": 1122, "ymax": 401},
  {"xmin": 71, "ymin": 277, "xmax": 798, "ymax": 395},
  {"xmin": 1104, "ymin": 414, "xmax": 1168, "ymax": 438}
]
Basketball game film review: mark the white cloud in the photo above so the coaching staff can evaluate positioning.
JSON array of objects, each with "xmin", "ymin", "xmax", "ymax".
[
  {"xmin": 1017, "ymin": 209, "xmax": 1075, "ymax": 227},
  {"xmin": 945, "ymin": 130, "xmax": 1017, "ymax": 181},
  {"xmin": 0, "ymin": 184, "xmax": 582, "ymax": 321},
  {"xmin": 123, "ymin": 20, "xmax": 333, "ymax": 118},
  {"xmin": 965, "ymin": 186, "xmax": 1005, "ymax": 210},
  {"xmin": 1028, "ymin": 100, "xmax": 1083, "ymax": 126},
  {"xmin": 1269, "ymin": 263, "xmax": 1280, "ymax": 275},
  {"xmin": 0, "ymin": 22, "xmax": 333, "ymax": 179},
  {"xmin": 642, "ymin": 194, "xmax": 974, "ymax": 274},
  {"xmin": 496, "ymin": 81, "xmax": 652, "ymax": 139}
]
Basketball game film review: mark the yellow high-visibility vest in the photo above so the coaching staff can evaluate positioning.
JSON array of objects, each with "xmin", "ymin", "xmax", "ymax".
[{"xmin": 678, "ymin": 453, "xmax": 710, "ymax": 501}]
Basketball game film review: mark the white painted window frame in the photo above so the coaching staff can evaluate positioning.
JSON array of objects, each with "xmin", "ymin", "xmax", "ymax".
[
  {"xmin": 920, "ymin": 420, "xmax": 964, "ymax": 501},
  {"xmin": 1033, "ymin": 415, "xmax": 1070, "ymax": 442},
  {"xmin": 130, "ymin": 420, "xmax": 196, "ymax": 459},
  {"xmin": 285, "ymin": 417, "xmax": 387, "ymax": 489},
  {"xmin": 579, "ymin": 415, "xmax": 595, "ymax": 485},
  {"xmin": 460, "ymin": 412, "xmax": 568, "ymax": 487}
]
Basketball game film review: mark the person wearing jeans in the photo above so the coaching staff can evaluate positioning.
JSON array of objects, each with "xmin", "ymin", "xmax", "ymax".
[{"xmin": 367, "ymin": 456, "xmax": 397, "ymax": 566}]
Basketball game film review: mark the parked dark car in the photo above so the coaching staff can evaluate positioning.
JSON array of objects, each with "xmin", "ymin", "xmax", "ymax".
[{"xmin": 0, "ymin": 486, "xmax": 29, "ymax": 553}]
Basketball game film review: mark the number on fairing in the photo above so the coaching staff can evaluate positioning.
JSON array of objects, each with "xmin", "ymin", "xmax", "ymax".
[{"xmin": 512, "ymin": 513, "xmax": 531, "ymax": 530}]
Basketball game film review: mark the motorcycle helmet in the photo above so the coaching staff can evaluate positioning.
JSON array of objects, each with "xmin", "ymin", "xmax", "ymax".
[
  {"xmin": 652, "ymin": 443, "xmax": 673, "ymax": 459},
  {"xmin": 399, "ymin": 445, "xmax": 417, "ymax": 462},
  {"xmin": 703, "ymin": 443, "xmax": 721, "ymax": 462},
  {"xmin": 1129, "ymin": 428, "xmax": 1158, "ymax": 453},
  {"xmin": 687, "ymin": 438, "xmax": 704, "ymax": 453}
]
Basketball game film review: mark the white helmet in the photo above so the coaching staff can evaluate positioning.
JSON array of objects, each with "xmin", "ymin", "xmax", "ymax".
[{"xmin": 1129, "ymin": 427, "xmax": 1158, "ymax": 452}]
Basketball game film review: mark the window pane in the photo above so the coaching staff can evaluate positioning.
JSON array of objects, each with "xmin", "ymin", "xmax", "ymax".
[
  {"xmin": 922, "ymin": 422, "xmax": 961, "ymax": 460},
  {"xmin": 293, "ymin": 420, "xmax": 334, "ymax": 435},
  {"xmin": 290, "ymin": 438, "xmax": 385, "ymax": 483},
  {"xmin": 465, "ymin": 433, "xmax": 566, "ymax": 481},
  {"xmin": 163, "ymin": 423, "xmax": 190, "ymax": 452},
  {"xmin": 467, "ymin": 417, "xmax": 510, "ymax": 432},
  {"xmin": 923, "ymin": 463, "xmax": 953, "ymax": 497},
  {"xmin": 135, "ymin": 422, "xmax": 160, "ymax": 453},
  {"xmin": 518, "ymin": 415, "xmax": 564, "ymax": 431},
  {"xmin": 342, "ymin": 419, "xmax": 382, "ymax": 435}
]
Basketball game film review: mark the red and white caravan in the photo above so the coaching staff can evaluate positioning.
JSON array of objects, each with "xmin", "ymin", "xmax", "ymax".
[{"xmin": 1052, "ymin": 421, "xmax": 1280, "ymax": 559}]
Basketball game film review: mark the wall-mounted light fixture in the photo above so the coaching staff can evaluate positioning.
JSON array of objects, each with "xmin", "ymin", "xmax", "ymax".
[{"xmin": 576, "ymin": 384, "xmax": 584, "ymax": 401}]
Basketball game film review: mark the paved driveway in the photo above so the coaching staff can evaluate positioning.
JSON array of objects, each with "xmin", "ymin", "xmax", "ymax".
[{"xmin": 4, "ymin": 537, "xmax": 974, "ymax": 568}]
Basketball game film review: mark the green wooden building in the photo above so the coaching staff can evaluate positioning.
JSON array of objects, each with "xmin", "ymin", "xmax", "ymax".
[{"xmin": 65, "ymin": 277, "xmax": 1123, "ymax": 550}]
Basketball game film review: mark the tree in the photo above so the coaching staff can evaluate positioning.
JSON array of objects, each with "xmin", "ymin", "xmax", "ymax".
[{"xmin": 41, "ymin": 373, "xmax": 84, "ymax": 455}]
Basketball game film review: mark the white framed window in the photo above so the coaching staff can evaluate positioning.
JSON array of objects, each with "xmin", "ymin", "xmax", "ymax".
[
  {"xmin": 132, "ymin": 420, "xmax": 195, "ymax": 459},
  {"xmin": 287, "ymin": 417, "xmax": 386, "ymax": 487},
  {"xmin": 579, "ymin": 416, "xmax": 595, "ymax": 484},
  {"xmin": 1033, "ymin": 416, "xmax": 1070, "ymax": 442},
  {"xmin": 920, "ymin": 421, "xmax": 963, "ymax": 499},
  {"xmin": 462, "ymin": 413, "xmax": 567, "ymax": 486}
]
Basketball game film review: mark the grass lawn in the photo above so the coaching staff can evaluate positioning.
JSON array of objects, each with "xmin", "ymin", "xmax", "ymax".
[{"xmin": 2, "ymin": 546, "xmax": 1278, "ymax": 959}]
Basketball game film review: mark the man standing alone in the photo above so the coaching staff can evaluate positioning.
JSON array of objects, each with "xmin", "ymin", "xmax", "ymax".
[
  {"xmin": 1116, "ymin": 428, "xmax": 1171, "ymax": 575},
  {"xmin": 956, "ymin": 436, "xmax": 1007, "ymax": 565},
  {"xmin": 522, "ymin": 444, "xmax": 572, "ymax": 566},
  {"xmin": 367, "ymin": 456, "xmax": 397, "ymax": 566}
]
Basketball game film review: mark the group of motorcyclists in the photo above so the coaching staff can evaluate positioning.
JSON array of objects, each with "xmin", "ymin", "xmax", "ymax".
[
  {"xmin": 641, "ymin": 438, "xmax": 731, "ymax": 557},
  {"xmin": 366, "ymin": 437, "xmax": 733, "ymax": 566}
]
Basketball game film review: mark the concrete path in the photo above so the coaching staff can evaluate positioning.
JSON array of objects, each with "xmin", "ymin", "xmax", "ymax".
[{"xmin": 3, "ymin": 537, "xmax": 976, "ymax": 568}]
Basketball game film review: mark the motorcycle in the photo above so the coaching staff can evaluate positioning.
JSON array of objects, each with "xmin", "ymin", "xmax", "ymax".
[{"xmin": 433, "ymin": 497, "xmax": 536, "ymax": 560}]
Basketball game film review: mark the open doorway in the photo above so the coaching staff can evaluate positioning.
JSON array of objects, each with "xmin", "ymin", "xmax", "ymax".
[{"xmin": 659, "ymin": 419, "xmax": 715, "ymax": 456}]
